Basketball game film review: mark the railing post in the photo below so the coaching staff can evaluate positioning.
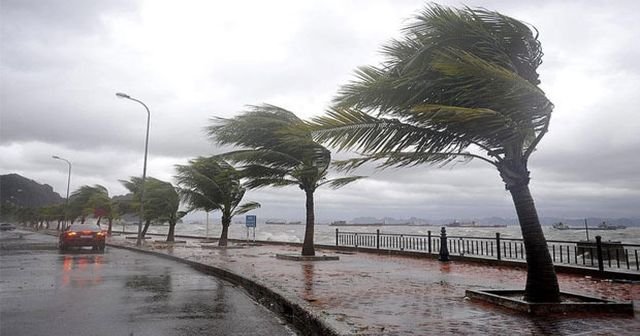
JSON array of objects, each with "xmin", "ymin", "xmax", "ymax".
[
  {"xmin": 335, "ymin": 228, "xmax": 339, "ymax": 247},
  {"xmin": 428, "ymin": 231, "xmax": 432, "ymax": 254},
  {"xmin": 596, "ymin": 235, "xmax": 604, "ymax": 273},
  {"xmin": 496, "ymin": 232, "xmax": 501, "ymax": 261},
  {"xmin": 438, "ymin": 227, "xmax": 449, "ymax": 262},
  {"xmin": 355, "ymin": 233, "xmax": 358, "ymax": 248},
  {"xmin": 376, "ymin": 229, "xmax": 380, "ymax": 251}
]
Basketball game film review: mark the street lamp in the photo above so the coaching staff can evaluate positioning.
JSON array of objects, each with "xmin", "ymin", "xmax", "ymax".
[
  {"xmin": 52, "ymin": 155, "xmax": 71, "ymax": 231},
  {"xmin": 116, "ymin": 92, "xmax": 150, "ymax": 246}
]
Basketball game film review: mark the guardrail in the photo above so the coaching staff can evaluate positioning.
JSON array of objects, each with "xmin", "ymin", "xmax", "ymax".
[{"xmin": 335, "ymin": 228, "xmax": 640, "ymax": 274}]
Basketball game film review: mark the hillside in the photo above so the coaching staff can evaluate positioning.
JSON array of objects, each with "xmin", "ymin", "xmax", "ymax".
[{"xmin": 0, "ymin": 173, "xmax": 64, "ymax": 208}]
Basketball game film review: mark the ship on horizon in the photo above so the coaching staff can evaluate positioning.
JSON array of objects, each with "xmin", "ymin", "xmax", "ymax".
[
  {"xmin": 446, "ymin": 220, "xmax": 507, "ymax": 228},
  {"xmin": 329, "ymin": 220, "xmax": 431, "ymax": 227},
  {"xmin": 552, "ymin": 221, "xmax": 626, "ymax": 230}
]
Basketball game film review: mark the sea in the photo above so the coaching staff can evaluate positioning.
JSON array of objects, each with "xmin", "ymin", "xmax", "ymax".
[{"xmin": 117, "ymin": 221, "xmax": 640, "ymax": 246}]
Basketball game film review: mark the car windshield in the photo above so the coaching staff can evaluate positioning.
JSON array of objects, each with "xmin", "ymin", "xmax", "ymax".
[{"xmin": 67, "ymin": 224, "xmax": 101, "ymax": 232}]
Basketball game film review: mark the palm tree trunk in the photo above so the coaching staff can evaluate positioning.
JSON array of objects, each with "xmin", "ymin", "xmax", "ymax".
[
  {"xmin": 107, "ymin": 218, "xmax": 113, "ymax": 236},
  {"xmin": 141, "ymin": 219, "xmax": 150, "ymax": 237},
  {"xmin": 219, "ymin": 215, "xmax": 230, "ymax": 246},
  {"xmin": 302, "ymin": 190, "xmax": 315, "ymax": 256},
  {"xmin": 167, "ymin": 220, "xmax": 176, "ymax": 242},
  {"xmin": 509, "ymin": 183, "xmax": 560, "ymax": 302}
]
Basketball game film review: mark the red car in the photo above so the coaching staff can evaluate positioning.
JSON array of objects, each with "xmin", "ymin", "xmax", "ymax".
[{"xmin": 59, "ymin": 224, "xmax": 106, "ymax": 251}]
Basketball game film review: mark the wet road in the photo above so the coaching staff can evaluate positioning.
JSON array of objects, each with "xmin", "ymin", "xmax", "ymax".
[{"xmin": 0, "ymin": 230, "xmax": 297, "ymax": 336}]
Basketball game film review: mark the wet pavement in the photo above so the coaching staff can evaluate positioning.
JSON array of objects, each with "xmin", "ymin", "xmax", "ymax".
[
  {"xmin": 0, "ymin": 230, "xmax": 298, "ymax": 336},
  {"xmin": 107, "ymin": 234, "xmax": 640, "ymax": 335}
]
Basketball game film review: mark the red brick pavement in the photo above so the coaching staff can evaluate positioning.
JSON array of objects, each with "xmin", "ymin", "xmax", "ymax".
[{"xmin": 110, "ymin": 237, "xmax": 640, "ymax": 335}]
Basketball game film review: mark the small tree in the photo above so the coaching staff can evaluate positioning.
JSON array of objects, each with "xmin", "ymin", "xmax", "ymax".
[
  {"xmin": 120, "ymin": 177, "xmax": 182, "ymax": 241},
  {"xmin": 68, "ymin": 185, "xmax": 110, "ymax": 225},
  {"xmin": 175, "ymin": 157, "xmax": 260, "ymax": 246}
]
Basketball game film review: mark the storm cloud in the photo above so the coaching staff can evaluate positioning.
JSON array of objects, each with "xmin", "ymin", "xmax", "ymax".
[{"xmin": 1, "ymin": 0, "xmax": 639, "ymax": 222}]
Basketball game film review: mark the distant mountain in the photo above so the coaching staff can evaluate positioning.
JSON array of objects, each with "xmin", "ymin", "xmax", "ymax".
[
  {"xmin": 0, "ymin": 173, "xmax": 64, "ymax": 208},
  {"xmin": 352, "ymin": 216, "xmax": 384, "ymax": 224}
]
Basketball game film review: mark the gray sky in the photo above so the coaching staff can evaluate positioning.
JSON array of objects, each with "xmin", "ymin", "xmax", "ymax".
[{"xmin": 1, "ymin": 0, "xmax": 639, "ymax": 222}]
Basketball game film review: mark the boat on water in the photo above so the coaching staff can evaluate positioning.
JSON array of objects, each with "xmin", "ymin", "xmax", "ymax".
[
  {"xmin": 552, "ymin": 222, "xmax": 575, "ymax": 230},
  {"xmin": 594, "ymin": 222, "xmax": 627, "ymax": 230},
  {"xmin": 552, "ymin": 221, "xmax": 626, "ymax": 230},
  {"xmin": 329, "ymin": 220, "xmax": 432, "ymax": 227},
  {"xmin": 446, "ymin": 221, "xmax": 507, "ymax": 228}
]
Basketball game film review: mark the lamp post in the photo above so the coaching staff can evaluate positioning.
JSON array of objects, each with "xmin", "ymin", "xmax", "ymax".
[
  {"xmin": 52, "ymin": 155, "xmax": 71, "ymax": 231},
  {"xmin": 116, "ymin": 92, "xmax": 150, "ymax": 246}
]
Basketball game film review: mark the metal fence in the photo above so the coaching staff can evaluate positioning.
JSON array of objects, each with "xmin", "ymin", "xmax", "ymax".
[{"xmin": 335, "ymin": 228, "xmax": 640, "ymax": 273}]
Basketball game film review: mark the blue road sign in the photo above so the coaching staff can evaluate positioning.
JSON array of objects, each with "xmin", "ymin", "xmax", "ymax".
[{"xmin": 245, "ymin": 215, "xmax": 257, "ymax": 228}]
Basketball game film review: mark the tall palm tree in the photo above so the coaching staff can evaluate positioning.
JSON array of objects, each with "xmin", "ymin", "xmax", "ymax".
[
  {"xmin": 311, "ymin": 5, "xmax": 558, "ymax": 302},
  {"xmin": 175, "ymin": 157, "xmax": 261, "ymax": 246},
  {"xmin": 207, "ymin": 104, "xmax": 364, "ymax": 256}
]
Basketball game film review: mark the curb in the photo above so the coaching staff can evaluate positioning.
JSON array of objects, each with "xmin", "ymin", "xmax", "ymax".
[{"xmin": 108, "ymin": 242, "xmax": 342, "ymax": 336}]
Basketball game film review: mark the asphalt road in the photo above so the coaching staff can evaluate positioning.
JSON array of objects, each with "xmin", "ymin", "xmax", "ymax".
[{"xmin": 0, "ymin": 229, "xmax": 298, "ymax": 336}]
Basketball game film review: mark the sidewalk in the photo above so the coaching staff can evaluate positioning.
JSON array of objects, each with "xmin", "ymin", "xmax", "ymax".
[{"xmin": 108, "ymin": 235, "xmax": 640, "ymax": 335}]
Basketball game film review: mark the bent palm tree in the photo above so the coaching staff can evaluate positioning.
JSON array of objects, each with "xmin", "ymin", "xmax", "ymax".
[
  {"xmin": 207, "ymin": 104, "xmax": 364, "ymax": 256},
  {"xmin": 69, "ymin": 185, "xmax": 110, "ymax": 225},
  {"xmin": 120, "ymin": 177, "xmax": 182, "ymax": 241},
  {"xmin": 311, "ymin": 5, "xmax": 559, "ymax": 302},
  {"xmin": 175, "ymin": 157, "xmax": 260, "ymax": 246}
]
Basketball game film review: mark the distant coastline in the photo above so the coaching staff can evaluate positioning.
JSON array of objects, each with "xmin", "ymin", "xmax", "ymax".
[{"xmin": 265, "ymin": 220, "xmax": 303, "ymax": 225}]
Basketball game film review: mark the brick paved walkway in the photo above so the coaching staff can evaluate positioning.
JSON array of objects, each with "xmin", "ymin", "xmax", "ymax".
[{"xmin": 110, "ymin": 236, "xmax": 640, "ymax": 335}]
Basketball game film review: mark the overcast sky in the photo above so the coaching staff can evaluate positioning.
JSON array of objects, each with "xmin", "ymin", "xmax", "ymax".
[{"xmin": 1, "ymin": 0, "xmax": 639, "ymax": 222}]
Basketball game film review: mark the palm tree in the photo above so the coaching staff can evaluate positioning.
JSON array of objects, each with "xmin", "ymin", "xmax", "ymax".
[
  {"xmin": 39, "ymin": 204, "xmax": 63, "ymax": 229},
  {"xmin": 175, "ymin": 157, "xmax": 261, "ymax": 246},
  {"xmin": 68, "ymin": 185, "xmax": 110, "ymax": 225},
  {"xmin": 311, "ymin": 5, "xmax": 558, "ymax": 302},
  {"xmin": 106, "ymin": 199, "xmax": 129, "ymax": 236},
  {"xmin": 207, "ymin": 104, "xmax": 364, "ymax": 256},
  {"xmin": 87, "ymin": 188, "xmax": 113, "ymax": 227},
  {"xmin": 147, "ymin": 179, "xmax": 184, "ymax": 242},
  {"xmin": 120, "ymin": 177, "xmax": 183, "ymax": 241}
]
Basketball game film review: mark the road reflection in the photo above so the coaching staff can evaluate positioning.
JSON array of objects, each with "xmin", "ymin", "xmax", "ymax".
[{"xmin": 61, "ymin": 254, "xmax": 104, "ymax": 288}]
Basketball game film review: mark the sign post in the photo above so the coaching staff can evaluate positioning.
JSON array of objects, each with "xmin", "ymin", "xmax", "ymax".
[{"xmin": 245, "ymin": 215, "xmax": 257, "ymax": 243}]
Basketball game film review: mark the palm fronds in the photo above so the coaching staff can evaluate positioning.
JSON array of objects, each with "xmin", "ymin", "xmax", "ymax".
[
  {"xmin": 208, "ymin": 104, "xmax": 363, "ymax": 193},
  {"xmin": 313, "ymin": 4, "xmax": 552, "ymax": 168}
]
